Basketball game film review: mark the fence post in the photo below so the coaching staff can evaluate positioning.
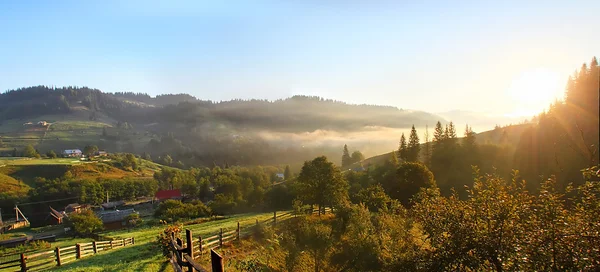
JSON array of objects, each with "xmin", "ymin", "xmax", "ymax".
[
  {"xmin": 219, "ymin": 228, "xmax": 223, "ymax": 248},
  {"xmin": 110, "ymin": 240, "xmax": 113, "ymax": 249},
  {"xmin": 122, "ymin": 238, "xmax": 125, "ymax": 247},
  {"xmin": 236, "ymin": 222, "xmax": 240, "ymax": 241},
  {"xmin": 256, "ymin": 219, "xmax": 258, "ymax": 226},
  {"xmin": 55, "ymin": 247, "xmax": 61, "ymax": 266},
  {"xmin": 19, "ymin": 253, "xmax": 26, "ymax": 272},
  {"xmin": 176, "ymin": 238, "xmax": 184, "ymax": 264},
  {"xmin": 76, "ymin": 243, "xmax": 82, "ymax": 259},
  {"xmin": 132, "ymin": 237, "xmax": 135, "ymax": 245},
  {"xmin": 273, "ymin": 210, "xmax": 277, "ymax": 226},
  {"xmin": 199, "ymin": 236, "xmax": 203, "ymax": 255},
  {"xmin": 186, "ymin": 229, "xmax": 194, "ymax": 271},
  {"xmin": 92, "ymin": 241, "xmax": 97, "ymax": 254},
  {"xmin": 210, "ymin": 249, "xmax": 224, "ymax": 272}
]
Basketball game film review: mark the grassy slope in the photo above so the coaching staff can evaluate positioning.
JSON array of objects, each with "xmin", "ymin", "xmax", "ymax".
[
  {"xmin": 0, "ymin": 108, "xmax": 154, "ymax": 154},
  {"xmin": 0, "ymin": 159, "xmax": 164, "ymax": 194},
  {"xmin": 51, "ymin": 212, "xmax": 279, "ymax": 272}
]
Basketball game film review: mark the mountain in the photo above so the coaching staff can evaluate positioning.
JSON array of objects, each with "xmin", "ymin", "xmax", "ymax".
[{"xmin": 0, "ymin": 86, "xmax": 446, "ymax": 167}]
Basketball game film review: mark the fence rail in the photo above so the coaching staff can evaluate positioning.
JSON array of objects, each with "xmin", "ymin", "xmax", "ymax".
[
  {"xmin": 169, "ymin": 208, "xmax": 330, "ymax": 271},
  {"xmin": 0, "ymin": 237, "xmax": 134, "ymax": 272}
]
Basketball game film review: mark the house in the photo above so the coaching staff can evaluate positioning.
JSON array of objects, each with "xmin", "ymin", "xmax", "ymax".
[
  {"xmin": 64, "ymin": 203, "xmax": 84, "ymax": 213},
  {"xmin": 154, "ymin": 189, "xmax": 182, "ymax": 202},
  {"xmin": 62, "ymin": 149, "xmax": 82, "ymax": 157},
  {"xmin": 47, "ymin": 207, "xmax": 65, "ymax": 225},
  {"xmin": 98, "ymin": 209, "xmax": 138, "ymax": 230},
  {"xmin": 101, "ymin": 200, "xmax": 125, "ymax": 210},
  {"xmin": 37, "ymin": 121, "xmax": 48, "ymax": 127},
  {"xmin": 275, "ymin": 173, "xmax": 285, "ymax": 180},
  {"xmin": 94, "ymin": 150, "xmax": 108, "ymax": 157}
]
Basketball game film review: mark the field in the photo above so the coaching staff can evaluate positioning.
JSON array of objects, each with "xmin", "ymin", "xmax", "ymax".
[
  {"xmin": 0, "ymin": 109, "xmax": 155, "ymax": 155},
  {"xmin": 0, "ymin": 158, "xmax": 84, "ymax": 166},
  {"xmin": 49, "ymin": 212, "xmax": 279, "ymax": 272}
]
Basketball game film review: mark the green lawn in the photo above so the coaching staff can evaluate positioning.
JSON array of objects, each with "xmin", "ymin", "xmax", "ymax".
[
  {"xmin": 50, "ymin": 212, "xmax": 279, "ymax": 272},
  {"xmin": 0, "ymin": 158, "xmax": 84, "ymax": 166}
]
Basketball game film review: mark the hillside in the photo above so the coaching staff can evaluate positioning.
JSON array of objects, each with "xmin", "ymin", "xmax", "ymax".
[
  {"xmin": 349, "ymin": 123, "xmax": 530, "ymax": 170},
  {"xmin": 0, "ymin": 86, "xmax": 446, "ymax": 167}
]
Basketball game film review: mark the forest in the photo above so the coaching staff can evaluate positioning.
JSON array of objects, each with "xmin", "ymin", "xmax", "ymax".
[{"xmin": 0, "ymin": 87, "xmax": 443, "ymax": 167}]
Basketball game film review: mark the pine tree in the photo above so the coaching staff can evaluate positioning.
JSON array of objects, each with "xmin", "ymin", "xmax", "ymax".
[
  {"xmin": 448, "ymin": 122, "xmax": 457, "ymax": 139},
  {"xmin": 387, "ymin": 151, "xmax": 399, "ymax": 167},
  {"xmin": 423, "ymin": 125, "xmax": 431, "ymax": 167},
  {"xmin": 399, "ymin": 133, "xmax": 408, "ymax": 161},
  {"xmin": 463, "ymin": 125, "xmax": 476, "ymax": 147},
  {"xmin": 407, "ymin": 125, "xmax": 420, "ymax": 162},
  {"xmin": 342, "ymin": 144, "xmax": 352, "ymax": 167},
  {"xmin": 433, "ymin": 121, "xmax": 445, "ymax": 148},
  {"xmin": 284, "ymin": 165, "xmax": 292, "ymax": 180}
]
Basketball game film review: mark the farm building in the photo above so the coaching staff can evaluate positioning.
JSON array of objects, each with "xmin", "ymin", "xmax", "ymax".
[
  {"xmin": 98, "ymin": 209, "xmax": 138, "ymax": 230},
  {"xmin": 47, "ymin": 207, "xmax": 65, "ymax": 225},
  {"xmin": 101, "ymin": 200, "xmax": 125, "ymax": 210},
  {"xmin": 64, "ymin": 203, "xmax": 85, "ymax": 213},
  {"xmin": 94, "ymin": 150, "xmax": 108, "ymax": 157},
  {"xmin": 154, "ymin": 189, "xmax": 182, "ymax": 202},
  {"xmin": 62, "ymin": 149, "xmax": 82, "ymax": 157}
]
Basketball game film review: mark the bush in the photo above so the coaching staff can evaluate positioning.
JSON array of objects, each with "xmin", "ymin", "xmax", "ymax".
[
  {"xmin": 67, "ymin": 210, "xmax": 103, "ymax": 236},
  {"xmin": 156, "ymin": 224, "xmax": 182, "ymax": 257},
  {"xmin": 154, "ymin": 199, "xmax": 211, "ymax": 222},
  {"xmin": 126, "ymin": 213, "xmax": 142, "ymax": 228}
]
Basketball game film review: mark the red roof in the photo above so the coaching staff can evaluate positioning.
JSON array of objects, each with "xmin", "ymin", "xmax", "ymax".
[{"xmin": 155, "ymin": 189, "xmax": 182, "ymax": 200}]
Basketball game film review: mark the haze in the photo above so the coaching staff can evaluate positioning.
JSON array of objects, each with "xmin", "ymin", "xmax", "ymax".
[{"xmin": 1, "ymin": 0, "xmax": 599, "ymax": 120}]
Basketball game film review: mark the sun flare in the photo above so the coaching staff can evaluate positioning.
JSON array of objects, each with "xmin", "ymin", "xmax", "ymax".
[{"xmin": 506, "ymin": 68, "xmax": 564, "ymax": 116}]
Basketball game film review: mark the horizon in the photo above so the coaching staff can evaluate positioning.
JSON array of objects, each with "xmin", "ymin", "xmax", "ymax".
[{"xmin": 1, "ymin": 1, "xmax": 598, "ymax": 118}]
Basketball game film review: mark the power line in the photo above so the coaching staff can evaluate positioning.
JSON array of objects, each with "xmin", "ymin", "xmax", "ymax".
[{"xmin": 16, "ymin": 196, "xmax": 79, "ymax": 206}]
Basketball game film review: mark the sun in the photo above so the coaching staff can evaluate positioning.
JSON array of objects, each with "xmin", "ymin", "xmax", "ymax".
[{"xmin": 506, "ymin": 68, "xmax": 564, "ymax": 116}]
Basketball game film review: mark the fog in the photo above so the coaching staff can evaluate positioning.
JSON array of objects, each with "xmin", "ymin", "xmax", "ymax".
[{"xmin": 255, "ymin": 123, "xmax": 494, "ymax": 159}]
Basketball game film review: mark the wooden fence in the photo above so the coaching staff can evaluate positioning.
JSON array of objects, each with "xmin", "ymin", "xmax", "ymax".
[
  {"xmin": 0, "ymin": 237, "xmax": 134, "ymax": 272},
  {"xmin": 170, "ymin": 208, "xmax": 331, "ymax": 272}
]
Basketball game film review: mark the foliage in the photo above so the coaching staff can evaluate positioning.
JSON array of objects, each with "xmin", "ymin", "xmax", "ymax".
[
  {"xmin": 23, "ymin": 144, "xmax": 38, "ymax": 158},
  {"xmin": 67, "ymin": 210, "xmax": 104, "ymax": 236},
  {"xmin": 154, "ymin": 199, "xmax": 211, "ymax": 222},
  {"xmin": 297, "ymin": 156, "xmax": 348, "ymax": 213},
  {"xmin": 46, "ymin": 150, "xmax": 57, "ymax": 158},
  {"xmin": 381, "ymin": 162, "xmax": 435, "ymax": 206},
  {"xmin": 126, "ymin": 213, "xmax": 143, "ymax": 228},
  {"xmin": 83, "ymin": 145, "xmax": 98, "ymax": 157},
  {"xmin": 156, "ymin": 224, "xmax": 182, "ymax": 257}
]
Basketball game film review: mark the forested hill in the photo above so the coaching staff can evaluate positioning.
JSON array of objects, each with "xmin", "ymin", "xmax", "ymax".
[
  {"xmin": 0, "ymin": 86, "xmax": 442, "ymax": 132},
  {"xmin": 0, "ymin": 86, "xmax": 444, "ymax": 167}
]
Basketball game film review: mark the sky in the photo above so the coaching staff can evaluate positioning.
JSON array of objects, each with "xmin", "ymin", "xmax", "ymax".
[{"xmin": 1, "ymin": 0, "xmax": 598, "ymax": 117}]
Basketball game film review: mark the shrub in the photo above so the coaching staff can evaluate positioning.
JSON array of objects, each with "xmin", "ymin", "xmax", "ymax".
[
  {"xmin": 154, "ymin": 199, "xmax": 211, "ymax": 222},
  {"xmin": 156, "ymin": 224, "xmax": 182, "ymax": 257},
  {"xmin": 126, "ymin": 213, "xmax": 142, "ymax": 228},
  {"xmin": 67, "ymin": 210, "xmax": 103, "ymax": 236}
]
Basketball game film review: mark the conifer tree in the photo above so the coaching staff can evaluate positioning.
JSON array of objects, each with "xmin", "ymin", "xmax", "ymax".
[
  {"xmin": 284, "ymin": 165, "xmax": 292, "ymax": 180},
  {"xmin": 433, "ymin": 121, "xmax": 445, "ymax": 147},
  {"xmin": 463, "ymin": 125, "xmax": 476, "ymax": 147},
  {"xmin": 342, "ymin": 144, "xmax": 352, "ymax": 167},
  {"xmin": 407, "ymin": 125, "xmax": 420, "ymax": 162},
  {"xmin": 423, "ymin": 125, "xmax": 432, "ymax": 167},
  {"xmin": 399, "ymin": 133, "xmax": 408, "ymax": 161}
]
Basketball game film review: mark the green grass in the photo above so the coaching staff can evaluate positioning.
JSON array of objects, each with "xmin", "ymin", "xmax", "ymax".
[
  {"xmin": 0, "ymin": 158, "xmax": 84, "ymax": 166},
  {"xmin": 50, "ymin": 212, "xmax": 278, "ymax": 272}
]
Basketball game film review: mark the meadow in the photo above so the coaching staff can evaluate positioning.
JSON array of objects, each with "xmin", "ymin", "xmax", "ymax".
[{"xmin": 49, "ymin": 212, "xmax": 278, "ymax": 272}]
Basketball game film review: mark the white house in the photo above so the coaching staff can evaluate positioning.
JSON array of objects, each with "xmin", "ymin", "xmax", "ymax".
[{"xmin": 62, "ymin": 149, "xmax": 82, "ymax": 157}]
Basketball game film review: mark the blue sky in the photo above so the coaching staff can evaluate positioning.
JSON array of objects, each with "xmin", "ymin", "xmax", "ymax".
[{"xmin": 1, "ymin": 0, "xmax": 598, "ymax": 116}]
